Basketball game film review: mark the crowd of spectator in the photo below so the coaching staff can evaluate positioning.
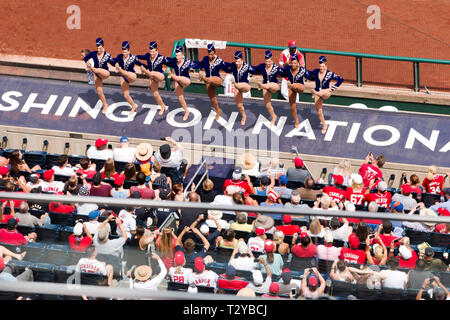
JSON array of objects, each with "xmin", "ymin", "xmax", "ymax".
[{"xmin": 0, "ymin": 138, "xmax": 448, "ymax": 300}]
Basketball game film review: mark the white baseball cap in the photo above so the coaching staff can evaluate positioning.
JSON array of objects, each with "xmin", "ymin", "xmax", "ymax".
[
  {"xmin": 199, "ymin": 224, "xmax": 210, "ymax": 235},
  {"xmin": 399, "ymin": 245, "xmax": 412, "ymax": 260},
  {"xmin": 73, "ymin": 223, "xmax": 83, "ymax": 236}
]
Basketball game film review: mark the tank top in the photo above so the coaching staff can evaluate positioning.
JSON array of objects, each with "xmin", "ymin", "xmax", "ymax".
[
  {"xmin": 219, "ymin": 239, "xmax": 238, "ymax": 249},
  {"xmin": 255, "ymin": 187, "xmax": 268, "ymax": 196}
]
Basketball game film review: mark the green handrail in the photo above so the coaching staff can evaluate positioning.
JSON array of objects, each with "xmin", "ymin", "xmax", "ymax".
[{"xmin": 171, "ymin": 39, "xmax": 450, "ymax": 92}]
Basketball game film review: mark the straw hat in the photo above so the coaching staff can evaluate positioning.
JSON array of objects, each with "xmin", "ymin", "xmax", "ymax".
[
  {"xmin": 135, "ymin": 143, "xmax": 153, "ymax": 161},
  {"xmin": 237, "ymin": 287, "xmax": 256, "ymax": 297},
  {"xmin": 254, "ymin": 215, "xmax": 274, "ymax": 230},
  {"xmin": 240, "ymin": 152, "xmax": 257, "ymax": 170},
  {"xmin": 208, "ymin": 210, "xmax": 223, "ymax": 220},
  {"xmin": 419, "ymin": 208, "xmax": 437, "ymax": 227},
  {"xmin": 134, "ymin": 265, "xmax": 152, "ymax": 281}
]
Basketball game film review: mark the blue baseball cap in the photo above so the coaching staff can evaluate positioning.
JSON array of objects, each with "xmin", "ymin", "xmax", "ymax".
[
  {"xmin": 390, "ymin": 201, "xmax": 403, "ymax": 213},
  {"xmin": 120, "ymin": 136, "xmax": 129, "ymax": 143},
  {"xmin": 279, "ymin": 174, "xmax": 288, "ymax": 185},
  {"xmin": 88, "ymin": 210, "xmax": 101, "ymax": 220}
]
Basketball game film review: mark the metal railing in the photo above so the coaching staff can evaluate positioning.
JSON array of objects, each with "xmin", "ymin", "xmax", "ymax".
[
  {"xmin": 1, "ymin": 192, "xmax": 449, "ymax": 224},
  {"xmin": 183, "ymin": 159, "xmax": 209, "ymax": 198},
  {"xmin": 172, "ymin": 38, "xmax": 450, "ymax": 92}
]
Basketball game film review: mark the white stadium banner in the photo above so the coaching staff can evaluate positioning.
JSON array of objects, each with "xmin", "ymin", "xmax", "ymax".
[{"xmin": 185, "ymin": 39, "xmax": 227, "ymax": 50}]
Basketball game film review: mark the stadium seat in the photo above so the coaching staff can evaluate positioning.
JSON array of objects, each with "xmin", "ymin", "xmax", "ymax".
[
  {"xmin": 420, "ymin": 193, "xmax": 442, "ymax": 207},
  {"xmin": 291, "ymin": 218, "xmax": 309, "ymax": 228},
  {"xmin": 23, "ymin": 151, "xmax": 47, "ymax": 169},
  {"xmin": 197, "ymin": 285, "xmax": 215, "ymax": 294},
  {"xmin": 429, "ymin": 232, "xmax": 450, "ymax": 249},
  {"xmin": 0, "ymin": 241, "xmax": 22, "ymax": 255},
  {"xmin": 90, "ymin": 159, "xmax": 106, "ymax": 171},
  {"xmin": 300, "ymin": 199, "xmax": 315, "ymax": 208},
  {"xmin": 80, "ymin": 272, "xmax": 108, "ymax": 286},
  {"xmin": 438, "ymin": 271, "xmax": 450, "ymax": 288},
  {"xmin": 53, "ymin": 174, "xmax": 70, "ymax": 183},
  {"xmin": 124, "ymin": 180, "xmax": 139, "ymax": 189},
  {"xmin": 43, "ymin": 243, "xmax": 69, "ymax": 265},
  {"xmin": 67, "ymin": 155, "xmax": 85, "ymax": 168},
  {"xmin": 288, "ymin": 256, "xmax": 317, "ymax": 271},
  {"xmin": 48, "ymin": 212, "xmax": 73, "ymax": 226},
  {"xmin": 16, "ymin": 225, "xmax": 35, "ymax": 237},
  {"xmin": 167, "ymin": 281, "xmax": 189, "ymax": 292},
  {"xmin": 317, "ymin": 259, "xmax": 334, "ymax": 275},
  {"xmin": 114, "ymin": 161, "xmax": 129, "ymax": 174},
  {"xmin": 404, "ymin": 229, "xmax": 430, "ymax": 245},
  {"xmin": 250, "ymin": 194, "xmax": 267, "ymax": 204},
  {"xmin": 58, "ymin": 226, "xmax": 74, "ymax": 243},
  {"xmin": 43, "ymin": 153, "xmax": 62, "ymax": 170},
  {"xmin": 286, "ymin": 181, "xmax": 304, "ymax": 189},
  {"xmin": 24, "ymin": 241, "xmax": 47, "ymax": 263},
  {"xmin": 29, "ymin": 209, "xmax": 46, "ymax": 219},
  {"xmin": 30, "ymin": 262, "xmax": 56, "ymax": 282},
  {"xmin": 35, "ymin": 224, "xmax": 60, "ymax": 242},
  {"xmin": 330, "ymin": 279, "xmax": 355, "ymax": 298},
  {"xmin": 404, "ymin": 288, "xmax": 421, "ymax": 300},
  {"xmin": 233, "ymin": 230, "xmax": 251, "ymax": 242},
  {"xmin": 96, "ymin": 253, "xmax": 123, "ymax": 279},
  {"xmin": 67, "ymin": 250, "xmax": 86, "ymax": 266},
  {"xmin": 378, "ymin": 287, "xmax": 406, "ymax": 300},
  {"xmin": 332, "ymin": 239, "xmax": 346, "ymax": 248},
  {"xmin": 214, "ymin": 247, "xmax": 234, "ymax": 263},
  {"xmin": 354, "ymin": 283, "xmax": 380, "ymax": 300}
]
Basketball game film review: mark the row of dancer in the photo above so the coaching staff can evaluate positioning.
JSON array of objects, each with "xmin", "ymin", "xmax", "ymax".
[{"xmin": 82, "ymin": 38, "xmax": 343, "ymax": 134}]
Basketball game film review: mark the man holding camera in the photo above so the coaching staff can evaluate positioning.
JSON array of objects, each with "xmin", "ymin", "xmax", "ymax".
[
  {"xmin": 154, "ymin": 137, "xmax": 187, "ymax": 185},
  {"xmin": 93, "ymin": 214, "xmax": 127, "ymax": 258},
  {"xmin": 222, "ymin": 167, "xmax": 253, "ymax": 197}
]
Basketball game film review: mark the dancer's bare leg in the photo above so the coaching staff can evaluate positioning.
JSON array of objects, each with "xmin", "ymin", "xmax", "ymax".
[
  {"xmin": 120, "ymin": 78, "xmax": 138, "ymax": 115},
  {"xmin": 263, "ymin": 89, "xmax": 277, "ymax": 126}
]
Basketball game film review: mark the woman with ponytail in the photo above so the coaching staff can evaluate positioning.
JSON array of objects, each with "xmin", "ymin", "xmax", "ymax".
[{"xmin": 257, "ymin": 240, "xmax": 284, "ymax": 277}]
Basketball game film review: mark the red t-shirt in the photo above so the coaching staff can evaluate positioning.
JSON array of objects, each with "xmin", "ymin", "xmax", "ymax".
[
  {"xmin": 130, "ymin": 186, "xmax": 155, "ymax": 200},
  {"xmin": 359, "ymin": 163, "xmax": 383, "ymax": 188},
  {"xmin": 0, "ymin": 228, "xmax": 27, "ymax": 245},
  {"xmin": 68, "ymin": 235, "xmax": 92, "ymax": 252},
  {"xmin": 422, "ymin": 175, "xmax": 444, "ymax": 195},
  {"xmin": 217, "ymin": 274, "xmax": 249, "ymax": 290},
  {"xmin": 397, "ymin": 250, "xmax": 418, "ymax": 269},
  {"xmin": 276, "ymin": 224, "xmax": 302, "ymax": 236},
  {"xmin": 89, "ymin": 184, "xmax": 112, "ymax": 197},
  {"xmin": 76, "ymin": 168, "xmax": 97, "ymax": 179},
  {"xmin": 102, "ymin": 172, "xmax": 120, "ymax": 180},
  {"xmin": 434, "ymin": 224, "xmax": 448, "ymax": 233},
  {"xmin": 346, "ymin": 187, "xmax": 367, "ymax": 205},
  {"xmin": 0, "ymin": 215, "xmax": 19, "ymax": 224},
  {"xmin": 292, "ymin": 244, "xmax": 317, "ymax": 258},
  {"xmin": 372, "ymin": 234, "xmax": 397, "ymax": 248},
  {"xmin": 410, "ymin": 186, "xmax": 422, "ymax": 194},
  {"xmin": 0, "ymin": 191, "xmax": 25, "ymax": 208},
  {"xmin": 223, "ymin": 179, "xmax": 253, "ymax": 197},
  {"xmin": 339, "ymin": 247, "xmax": 366, "ymax": 265},
  {"xmin": 364, "ymin": 192, "xmax": 392, "ymax": 209},
  {"xmin": 49, "ymin": 202, "xmax": 74, "ymax": 214},
  {"xmin": 323, "ymin": 186, "xmax": 347, "ymax": 204}
]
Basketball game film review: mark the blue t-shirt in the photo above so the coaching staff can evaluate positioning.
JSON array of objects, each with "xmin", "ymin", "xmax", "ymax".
[
  {"xmin": 175, "ymin": 245, "xmax": 207, "ymax": 266},
  {"xmin": 259, "ymin": 202, "xmax": 284, "ymax": 220}
]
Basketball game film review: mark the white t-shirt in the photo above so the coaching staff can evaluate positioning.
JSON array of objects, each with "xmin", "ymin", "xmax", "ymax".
[
  {"xmin": 154, "ymin": 149, "xmax": 183, "ymax": 168},
  {"xmin": 113, "ymin": 147, "xmax": 136, "ymax": 163},
  {"xmin": 205, "ymin": 218, "xmax": 230, "ymax": 230},
  {"xmin": 38, "ymin": 181, "xmax": 65, "ymax": 193},
  {"xmin": 84, "ymin": 221, "xmax": 101, "ymax": 235},
  {"xmin": 247, "ymin": 237, "xmax": 265, "ymax": 253},
  {"xmin": 168, "ymin": 267, "xmax": 193, "ymax": 284},
  {"xmin": 87, "ymin": 147, "xmax": 114, "ymax": 160},
  {"xmin": 75, "ymin": 203, "xmax": 99, "ymax": 216},
  {"xmin": 241, "ymin": 163, "xmax": 261, "ymax": 177},
  {"xmin": 76, "ymin": 258, "xmax": 107, "ymax": 276},
  {"xmin": 229, "ymin": 257, "xmax": 258, "ymax": 271},
  {"xmin": 331, "ymin": 223, "xmax": 350, "ymax": 242},
  {"xmin": 188, "ymin": 270, "xmax": 219, "ymax": 288},
  {"xmin": 52, "ymin": 165, "xmax": 76, "ymax": 176},
  {"xmin": 117, "ymin": 210, "xmax": 137, "ymax": 239},
  {"xmin": 380, "ymin": 269, "xmax": 408, "ymax": 289},
  {"xmin": 313, "ymin": 206, "xmax": 339, "ymax": 221},
  {"xmin": 211, "ymin": 195, "xmax": 235, "ymax": 215}
]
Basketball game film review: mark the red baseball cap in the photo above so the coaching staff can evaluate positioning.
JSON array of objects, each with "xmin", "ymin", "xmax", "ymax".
[
  {"xmin": 255, "ymin": 227, "xmax": 266, "ymax": 236},
  {"xmin": 194, "ymin": 257, "xmax": 205, "ymax": 272},
  {"xmin": 401, "ymin": 184, "xmax": 412, "ymax": 195},
  {"xmin": 43, "ymin": 169, "xmax": 55, "ymax": 181},
  {"xmin": 308, "ymin": 275, "xmax": 318, "ymax": 287},
  {"xmin": 283, "ymin": 215, "xmax": 292, "ymax": 224},
  {"xmin": 282, "ymin": 268, "xmax": 291, "ymax": 274},
  {"xmin": 95, "ymin": 138, "xmax": 108, "ymax": 148},
  {"xmin": 288, "ymin": 40, "xmax": 297, "ymax": 48},
  {"xmin": 264, "ymin": 240, "xmax": 275, "ymax": 253},
  {"xmin": 348, "ymin": 233, "xmax": 360, "ymax": 249},
  {"xmin": 175, "ymin": 251, "xmax": 185, "ymax": 266},
  {"xmin": 299, "ymin": 232, "xmax": 309, "ymax": 239},
  {"xmin": 333, "ymin": 174, "xmax": 344, "ymax": 185},
  {"xmin": 269, "ymin": 282, "xmax": 279, "ymax": 294},
  {"xmin": 294, "ymin": 157, "xmax": 303, "ymax": 168},
  {"xmin": 0, "ymin": 166, "xmax": 8, "ymax": 176},
  {"xmin": 437, "ymin": 208, "xmax": 450, "ymax": 216},
  {"xmin": 114, "ymin": 174, "xmax": 125, "ymax": 186}
]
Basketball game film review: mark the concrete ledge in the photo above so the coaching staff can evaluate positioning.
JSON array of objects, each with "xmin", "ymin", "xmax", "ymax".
[{"xmin": 1, "ymin": 54, "xmax": 449, "ymax": 107}]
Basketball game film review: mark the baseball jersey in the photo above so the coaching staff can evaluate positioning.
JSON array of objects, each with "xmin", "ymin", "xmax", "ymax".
[
  {"xmin": 339, "ymin": 248, "xmax": 366, "ymax": 265},
  {"xmin": 359, "ymin": 163, "xmax": 383, "ymax": 188},
  {"xmin": 275, "ymin": 224, "xmax": 302, "ymax": 236},
  {"xmin": 279, "ymin": 48, "xmax": 305, "ymax": 68},
  {"xmin": 247, "ymin": 237, "xmax": 265, "ymax": 253},
  {"xmin": 76, "ymin": 258, "xmax": 107, "ymax": 275},
  {"xmin": 188, "ymin": 270, "xmax": 219, "ymax": 288},
  {"xmin": 222, "ymin": 179, "xmax": 253, "ymax": 196},
  {"xmin": 323, "ymin": 186, "xmax": 347, "ymax": 204},
  {"xmin": 217, "ymin": 274, "xmax": 249, "ymax": 290},
  {"xmin": 422, "ymin": 175, "xmax": 445, "ymax": 195},
  {"xmin": 168, "ymin": 267, "xmax": 193, "ymax": 284},
  {"xmin": 364, "ymin": 192, "xmax": 392, "ymax": 208},
  {"xmin": 116, "ymin": 210, "xmax": 137, "ymax": 239},
  {"xmin": 346, "ymin": 187, "xmax": 367, "ymax": 205},
  {"xmin": 38, "ymin": 181, "xmax": 65, "ymax": 193}
]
